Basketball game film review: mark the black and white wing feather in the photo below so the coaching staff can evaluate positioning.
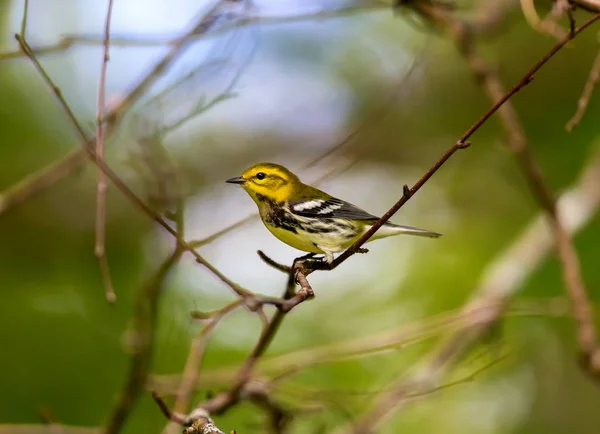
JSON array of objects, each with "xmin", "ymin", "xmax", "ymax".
[
  {"xmin": 288, "ymin": 197, "xmax": 442, "ymax": 239},
  {"xmin": 288, "ymin": 197, "xmax": 379, "ymax": 221}
]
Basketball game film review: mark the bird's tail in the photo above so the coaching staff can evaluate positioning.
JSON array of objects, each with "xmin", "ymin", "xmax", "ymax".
[{"xmin": 370, "ymin": 222, "xmax": 442, "ymax": 240}]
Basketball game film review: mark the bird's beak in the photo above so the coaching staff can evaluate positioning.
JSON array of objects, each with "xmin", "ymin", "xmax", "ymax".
[{"xmin": 225, "ymin": 176, "xmax": 246, "ymax": 185}]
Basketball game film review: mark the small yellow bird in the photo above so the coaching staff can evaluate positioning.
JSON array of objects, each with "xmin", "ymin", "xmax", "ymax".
[{"xmin": 226, "ymin": 162, "xmax": 441, "ymax": 263}]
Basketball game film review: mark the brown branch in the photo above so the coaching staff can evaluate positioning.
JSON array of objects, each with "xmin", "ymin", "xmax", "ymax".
[
  {"xmin": 95, "ymin": 0, "xmax": 116, "ymax": 304},
  {"xmin": 153, "ymin": 394, "xmax": 229, "ymax": 434},
  {"xmin": 573, "ymin": 0, "xmax": 600, "ymax": 13},
  {"xmin": 566, "ymin": 42, "xmax": 600, "ymax": 130},
  {"xmin": 163, "ymin": 300, "xmax": 244, "ymax": 434},
  {"xmin": 257, "ymin": 250, "xmax": 291, "ymax": 273}
]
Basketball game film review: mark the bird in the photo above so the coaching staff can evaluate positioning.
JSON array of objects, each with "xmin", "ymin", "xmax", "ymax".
[{"xmin": 226, "ymin": 162, "xmax": 441, "ymax": 264}]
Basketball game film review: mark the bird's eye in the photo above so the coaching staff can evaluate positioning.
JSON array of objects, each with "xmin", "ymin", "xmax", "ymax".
[{"xmin": 256, "ymin": 172, "xmax": 266, "ymax": 180}]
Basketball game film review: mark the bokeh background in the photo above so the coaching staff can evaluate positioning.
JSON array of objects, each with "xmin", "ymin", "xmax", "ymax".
[{"xmin": 1, "ymin": 0, "xmax": 600, "ymax": 433}]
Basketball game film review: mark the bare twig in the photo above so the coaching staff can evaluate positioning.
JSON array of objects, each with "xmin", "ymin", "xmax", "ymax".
[
  {"xmin": 153, "ymin": 394, "xmax": 229, "ymax": 434},
  {"xmin": 20, "ymin": 0, "xmax": 29, "ymax": 38},
  {"xmin": 257, "ymin": 250, "xmax": 291, "ymax": 273},
  {"xmin": 566, "ymin": 43, "xmax": 600, "ymax": 130},
  {"xmin": 95, "ymin": 0, "xmax": 116, "ymax": 304},
  {"xmin": 163, "ymin": 299, "xmax": 244, "ymax": 434},
  {"xmin": 574, "ymin": 0, "xmax": 600, "ymax": 13}
]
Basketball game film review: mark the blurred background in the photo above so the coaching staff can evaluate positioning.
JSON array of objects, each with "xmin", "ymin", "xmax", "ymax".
[{"xmin": 1, "ymin": 0, "xmax": 600, "ymax": 433}]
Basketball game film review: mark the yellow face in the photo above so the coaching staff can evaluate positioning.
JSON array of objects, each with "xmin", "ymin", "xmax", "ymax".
[{"xmin": 226, "ymin": 162, "xmax": 299, "ymax": 204}]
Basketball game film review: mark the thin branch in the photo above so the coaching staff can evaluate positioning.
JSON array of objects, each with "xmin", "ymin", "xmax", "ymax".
[
  {"xmin": 163, "ymin": 299, "xmax": 244, "ymax": 434},
  {"xmin": 95, "ymin": 0, "xmax": 116, "ymax": 304},
  {"xmin": 573, "ymin": 0, "xmax": 600, "ymax": 13},
  {"xmin": 152, "ymin": 392, "xmax": 187, "ymax": 424},
  {"xmin": 20, "ymin": 0, "xmax": 29, "ymax": 39},
  {"xmin": 153, "ymin": 394, "xmax": 229, "ymax": 434},
  {"xmin": 566, "ymin": 43, "xmax": 600, "ymax": 130},
  {"xmin": 257, "ymin": 250, "xmax": 291, "ymax": 273}
]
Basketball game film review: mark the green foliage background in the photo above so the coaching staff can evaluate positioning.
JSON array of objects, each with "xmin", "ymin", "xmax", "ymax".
[{"xmin": 1, "ymin": 1, "xmax": 600, "ymax": 433}]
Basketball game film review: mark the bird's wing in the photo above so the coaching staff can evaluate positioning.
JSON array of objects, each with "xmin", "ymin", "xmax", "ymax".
[{"xmin": 288, "ymin": 197, "xmax": 379, "ymax": 220}]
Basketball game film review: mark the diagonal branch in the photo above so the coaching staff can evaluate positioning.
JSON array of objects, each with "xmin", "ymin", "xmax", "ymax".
[{"xmin": 162, "ymin": 299, "xmax": 244, "ymax": 434}]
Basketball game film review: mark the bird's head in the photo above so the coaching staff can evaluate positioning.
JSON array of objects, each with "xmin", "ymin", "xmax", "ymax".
[{"xmin": 226, "ymin": 162, "xmax": 300, "ymax": 203}]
